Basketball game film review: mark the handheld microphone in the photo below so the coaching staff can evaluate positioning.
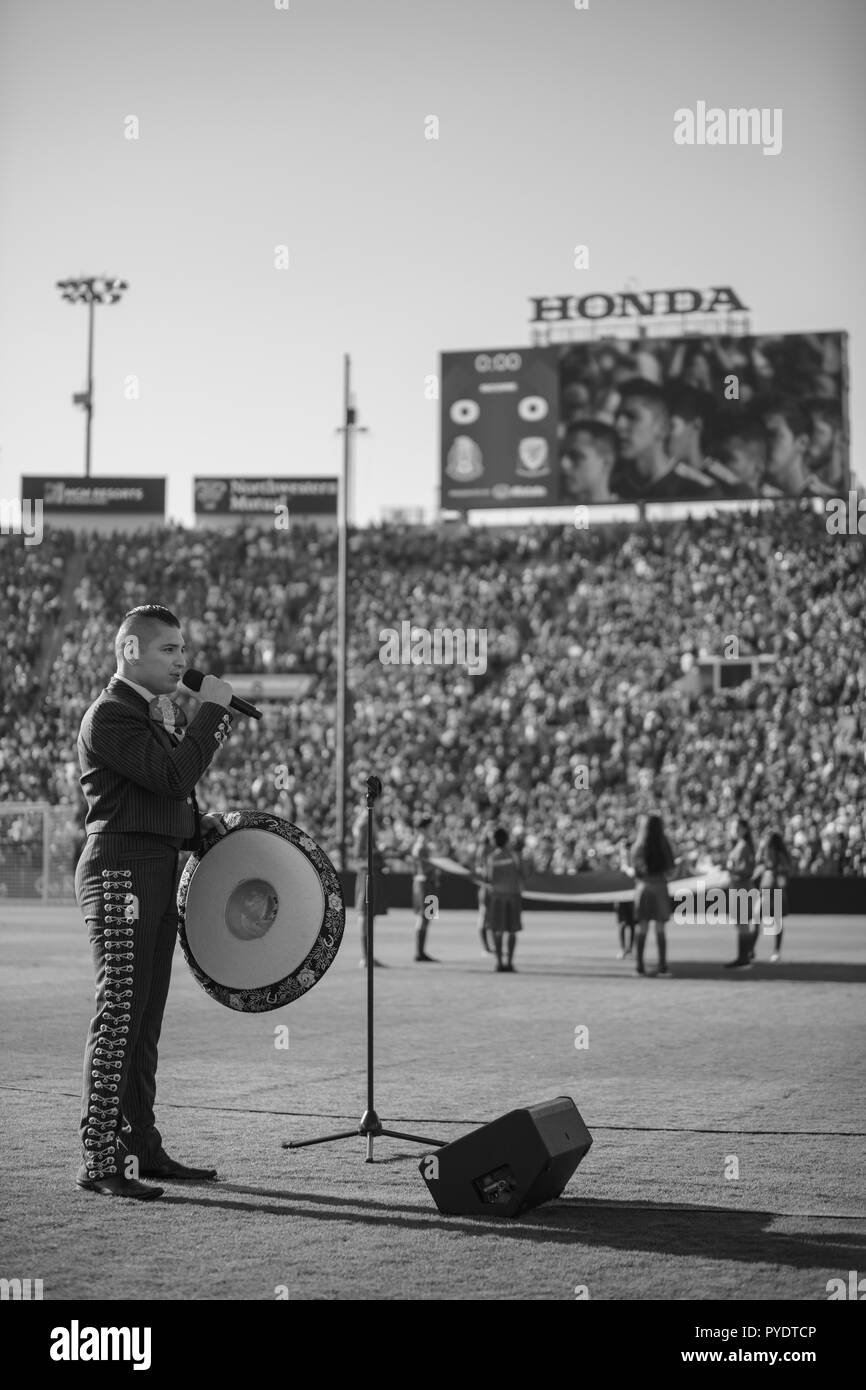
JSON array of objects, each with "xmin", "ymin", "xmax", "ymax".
[{"xmin": 181, "ymin": 668, "xmax": 263, "ymax": 720}]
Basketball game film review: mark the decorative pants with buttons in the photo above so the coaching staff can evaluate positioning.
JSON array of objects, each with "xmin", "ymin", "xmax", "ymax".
[{"xmin": 75, "ymin": 834, "xmax": 181, "ymax": 1177}]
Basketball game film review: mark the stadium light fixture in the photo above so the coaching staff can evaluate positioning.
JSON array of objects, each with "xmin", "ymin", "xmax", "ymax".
[{"xmin": 55, "ymin": 275, "xmax": 129, "ymax": 476}]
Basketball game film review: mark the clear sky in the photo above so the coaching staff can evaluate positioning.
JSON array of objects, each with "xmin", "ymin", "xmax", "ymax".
[{"xmin": 1, "ymin": 0, "xmax": 863, "ymax": 526}]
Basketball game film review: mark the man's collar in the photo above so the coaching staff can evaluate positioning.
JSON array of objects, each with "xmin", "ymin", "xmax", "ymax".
[{"xmin": 113, "ymin": 672, "xmax": 158, "ymax": 704}]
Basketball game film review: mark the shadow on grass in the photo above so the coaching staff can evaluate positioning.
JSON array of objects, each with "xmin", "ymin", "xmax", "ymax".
[
  {"xmin": 647, "ymin": 962, "xmax": 866, "ymax": 983},
  {"xmin": 521, "ymin": 962, "xmax": 866, "ymax": 983},
  {"xmin": 158, "ymin": 1183, "xmax": 866, "ymax": 1270}
]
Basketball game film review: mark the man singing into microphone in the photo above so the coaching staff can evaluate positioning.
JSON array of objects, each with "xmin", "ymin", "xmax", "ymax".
[{"xmin": 74, "ymin": 605, "xmax": 233, "ymax": 1200}]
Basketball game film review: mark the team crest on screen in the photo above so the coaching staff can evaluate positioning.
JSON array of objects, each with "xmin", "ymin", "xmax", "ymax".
[
  {"xmin": 445, "ymin": 435, "xmax": 484, "ymax": 481},
  {"xmin": 516, "ymin": 437, "xmax": 550, "ymax": 476}
]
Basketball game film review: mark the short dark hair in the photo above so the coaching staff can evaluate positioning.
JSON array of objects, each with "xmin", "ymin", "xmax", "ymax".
[
  {"xmin": 712, "ymin": 413, "xmax": 766, "ymax": 450},
  {"xmin": 565, "ymin": 419, "xmax": 618, "ymax": 460},
  {"xmin": 803, "ymin": 396, "xmax": 841, "ymax": 430},
  {"xmin": 665, "ymin": 382, "xmax": 713, "ymax": 426},
  {"xmin": 617, "ymin": 378, "xmax": 668, "ymax": 418},
  {"xmin": 115, "ymin": 605, "xmax": 181, "ymax": 663},
  {"xmin": 761, "ymin": 394, "xmax": 809, "ymax": 439},
  {"xmin": 493, "ymin": 827, "xmax": 509, "ymax": 848},
  {"xmin": 124, "ymin": 604, "xmax": 180, "ymax": 628}
]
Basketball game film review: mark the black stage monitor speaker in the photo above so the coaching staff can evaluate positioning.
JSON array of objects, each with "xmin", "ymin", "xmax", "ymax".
[{"xmin": 419, "ymin": 1095, "xmax": 592, "ymax": 1218}]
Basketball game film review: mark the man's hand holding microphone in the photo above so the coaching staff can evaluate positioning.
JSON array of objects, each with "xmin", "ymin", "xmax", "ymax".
[
  {"xmin": 181, "ymin": 672, "xmax": 234, "ymax": 709},
  {"xmin": 179, "ymin": 669, "xmax": 263, "ymax": 719}
]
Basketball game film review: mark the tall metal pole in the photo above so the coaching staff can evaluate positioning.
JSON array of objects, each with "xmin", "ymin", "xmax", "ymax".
[
  {"xmin": 335, "ymin": 354, "xmax": 351, "ymax": 872},
  {"xmin": 85, "ymin": 293, "xmax": 95, "ymax": 477},
  {"xmin": 57, "ymin": 276, "xmax": 127, "ymax": 477}
]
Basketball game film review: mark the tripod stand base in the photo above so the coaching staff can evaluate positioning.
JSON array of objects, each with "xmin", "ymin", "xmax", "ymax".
[
  {"xmin": 284, "ymin": 780, "xmax": 448, "ymax": 1161},
  {"xmin": 283, "ymin": 1109, "xmax": 446, "ymax": 1162}
]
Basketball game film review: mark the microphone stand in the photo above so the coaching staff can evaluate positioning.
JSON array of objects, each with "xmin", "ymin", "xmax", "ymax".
[{"xmin": 283, "ymin": 774, "xmax": 445, "ymax": 1162}]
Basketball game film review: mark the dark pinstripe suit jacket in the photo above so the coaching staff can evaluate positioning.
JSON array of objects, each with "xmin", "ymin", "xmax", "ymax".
[{"xmin": 77, "ymin": 676, "xmax": 233, "ymax": 849}]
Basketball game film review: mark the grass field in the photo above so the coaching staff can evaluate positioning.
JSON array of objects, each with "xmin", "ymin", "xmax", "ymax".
[{"xmin": 1, "ymin": 904, "xmax": 864, "ymax": 1301}]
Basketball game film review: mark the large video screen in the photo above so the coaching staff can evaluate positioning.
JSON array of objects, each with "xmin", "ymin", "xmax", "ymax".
[
  {"xmin": 440, "ymin": 332, "xmax": 848, "ymax": 510},
  {"xmin": 556, "ymin": 331, "xmax": 848, "ymax": 505}
]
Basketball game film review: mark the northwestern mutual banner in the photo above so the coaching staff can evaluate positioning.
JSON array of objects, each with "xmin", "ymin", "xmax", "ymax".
[{"xmin": 194, "ymin": 477, "xmax": 338, "ymax": 515}]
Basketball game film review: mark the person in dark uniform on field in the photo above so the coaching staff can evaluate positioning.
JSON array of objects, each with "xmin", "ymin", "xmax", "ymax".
[
  {"xmin": 724, "ymin": 815, "xmax": 759, "ymax": 969},
  {"xmin": 754, "ymin": 828, "xmax": 794, "ymax": 962},
  {"xmin": 615, "ymin": 896, "xmax": 636, "ymax": 958},
  {"xmin": 411, "ymin": 814, "xmax": 440, "ymax": 962},
  {"xmin": 475, "ymin": 828, "xmax": 495, "ymax": 955},
  {"xmin": 75, "ymin": 605, "xmax": 234, "ymax": 1201},
  {"xmin": 614, "ymin": 839, "xmax": 636, "ymax": 958},
  {"xmin": 352, "ymin": 797, "xmax": 388, "ymax": 968},
  {"xmin": 485, "ymin": 826, "xmax": 523, "ymax": 973}
]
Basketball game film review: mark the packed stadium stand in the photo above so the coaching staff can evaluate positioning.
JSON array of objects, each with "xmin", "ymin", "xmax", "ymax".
[{"xmin": 1, "ymin": 505, "xmax": 863, "ymax": 897}]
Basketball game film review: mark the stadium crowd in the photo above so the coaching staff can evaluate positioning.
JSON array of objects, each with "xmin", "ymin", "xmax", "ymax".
[{"xmin": 0, "ymin": 504, "xmax": 863, "ymax": 896}]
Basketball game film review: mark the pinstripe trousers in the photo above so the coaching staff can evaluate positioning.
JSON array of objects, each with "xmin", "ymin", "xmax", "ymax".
[{"xmin": 75, "ymin": 832, "xmax": 182, "ymax": 1178}]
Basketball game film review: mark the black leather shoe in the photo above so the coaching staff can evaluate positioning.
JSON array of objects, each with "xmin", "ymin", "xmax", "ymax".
[
  {"xmin": 76, "ymin": 1167, "xmax": 163, "ymax": 1200},
  {"xmin": 138, "ymin": 1150, "xmax": 217, "ymax": 1180}
]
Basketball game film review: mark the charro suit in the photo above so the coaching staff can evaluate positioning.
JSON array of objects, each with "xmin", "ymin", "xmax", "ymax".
[{"xmin": 74, "ymin": 676, "xmax": 232, "ymax": 1179}]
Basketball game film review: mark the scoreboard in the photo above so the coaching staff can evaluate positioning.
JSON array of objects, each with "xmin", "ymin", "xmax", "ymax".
[
  {"xmin": 440, "ymin": 332, "xmax": 849, "ymax": 510},
  {"xmin": 440, "ymin": 349, "xmax": 560, "ymax": 510}
]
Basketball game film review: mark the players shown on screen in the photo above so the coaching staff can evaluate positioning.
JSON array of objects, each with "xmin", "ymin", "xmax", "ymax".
[
  {"xmin": 561, "ymin": 421, "xmax": 619, "ymax": 503},
  {"xmin": 558, "ymin": 335, "xmax": 845, "ymax": 504}
]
